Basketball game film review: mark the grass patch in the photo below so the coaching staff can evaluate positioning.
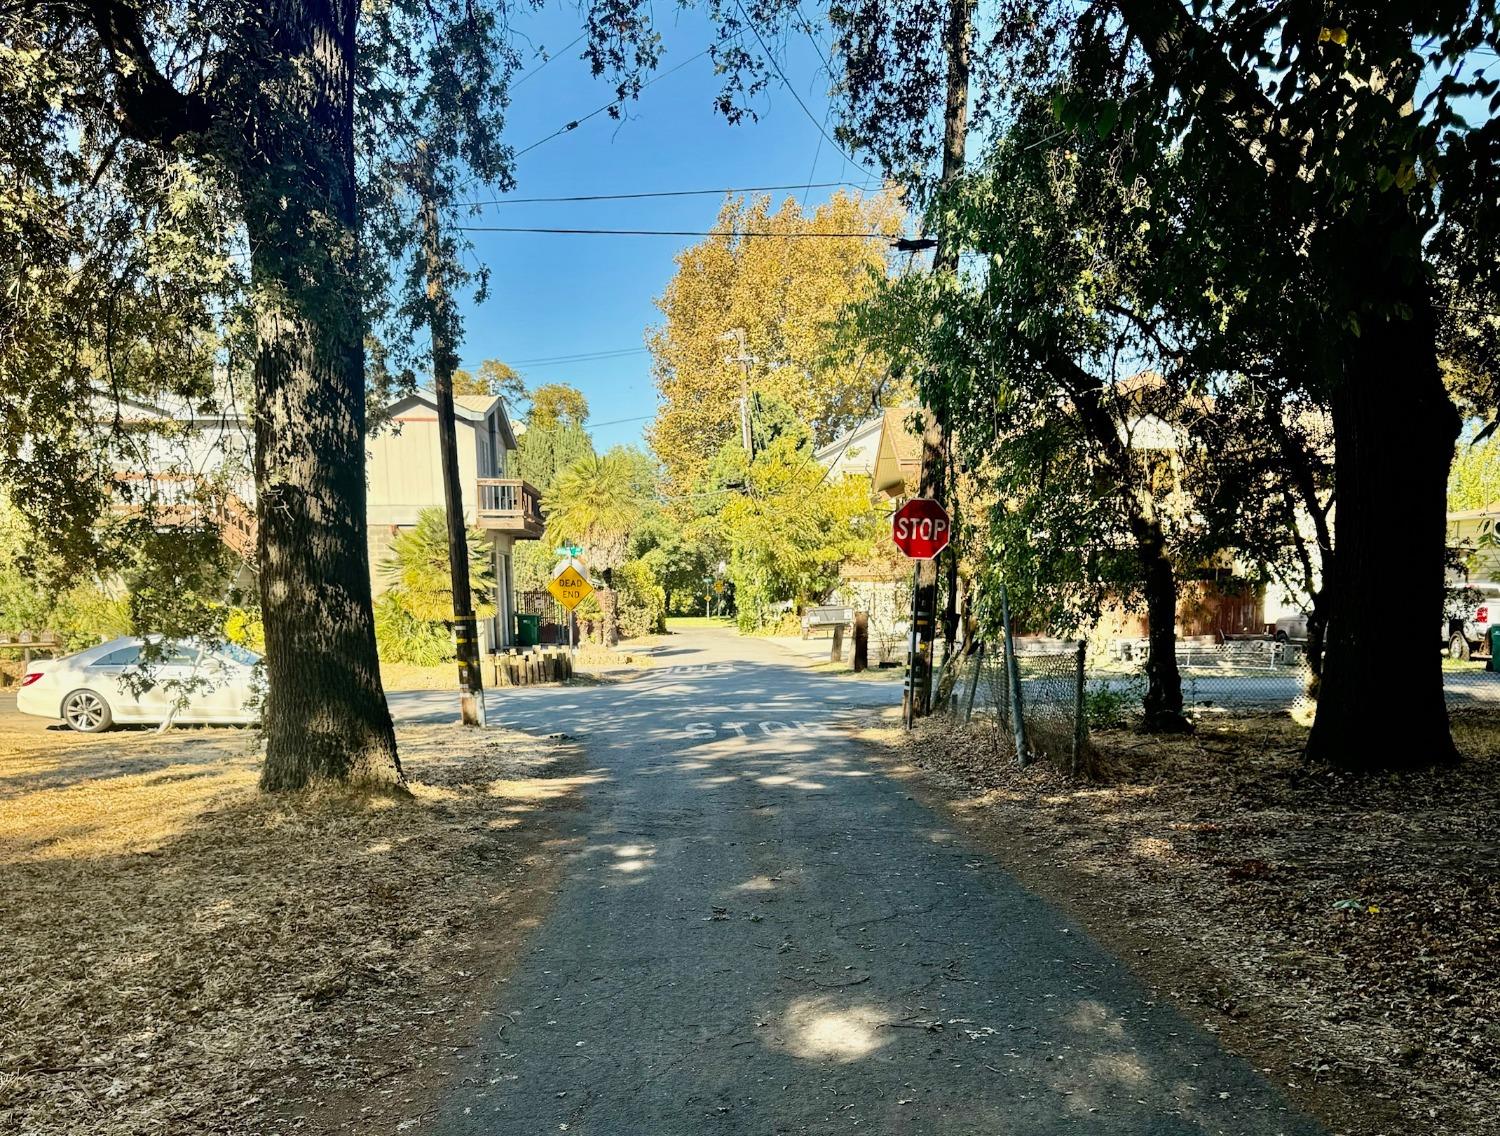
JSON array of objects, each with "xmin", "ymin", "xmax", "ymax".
[
  {"xmin": 0, "ymin": 713, "xmax": 588, "ymax": 1134},
  {"xmin": 663, "ymin": 616, "xmax": 736, "ymax": 630}
]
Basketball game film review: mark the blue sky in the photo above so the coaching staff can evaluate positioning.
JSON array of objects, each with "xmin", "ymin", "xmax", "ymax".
[{"xmin": 450, "ymin": 5, "xmax": 888, "ymax": 453}]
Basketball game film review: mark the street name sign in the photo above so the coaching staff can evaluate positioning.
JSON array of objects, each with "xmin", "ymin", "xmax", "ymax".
[
  {"xmin": 892, "ymin": 498, "xmax": 951, "ymax": 560},
  {"xmin": 548, "ymin": 560, "xmax": 595, "ymax": 611}
]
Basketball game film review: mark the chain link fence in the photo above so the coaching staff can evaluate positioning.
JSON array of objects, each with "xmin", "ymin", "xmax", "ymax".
[
  {"xmin": 933, "ymin": 641, "xmax": 1091, "ymax": 774},
  {"xmin": 1093, "ymin": 638, "xmax": 1315, "ymax": 714}
]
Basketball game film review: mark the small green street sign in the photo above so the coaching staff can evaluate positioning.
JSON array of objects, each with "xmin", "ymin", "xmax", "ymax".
[{"xmin": 554, "ymin": 544, "xmax": 583, "ymax": 558}]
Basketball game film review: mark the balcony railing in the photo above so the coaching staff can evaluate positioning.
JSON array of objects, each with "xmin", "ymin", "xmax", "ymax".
[
  {"xmin": 111, "ymin": 473, "xmax": 257, "ymax": 560},
  {"xmin": 476, "ymin": 478, "xmax": 545, "ymax": 538}
]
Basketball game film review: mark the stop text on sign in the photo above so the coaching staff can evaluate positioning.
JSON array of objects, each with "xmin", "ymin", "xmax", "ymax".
[{"xmin": 892, "ymin": 498, "xmax": 951, "ymax": 559}]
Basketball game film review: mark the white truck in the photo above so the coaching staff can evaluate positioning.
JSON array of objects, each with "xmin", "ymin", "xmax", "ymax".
[{"xmin": 1443, "ymin": 581, "xmax": 1500, "ymax": 660}]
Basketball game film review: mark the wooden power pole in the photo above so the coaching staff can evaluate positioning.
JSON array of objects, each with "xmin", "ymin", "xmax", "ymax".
[
  {"xmin": 418, "ymin": 146, "xmax": 484, "ymax": 727},
  {"xmin": 905, "ymin": 0, "xmax": 974, "ymax": 720}
]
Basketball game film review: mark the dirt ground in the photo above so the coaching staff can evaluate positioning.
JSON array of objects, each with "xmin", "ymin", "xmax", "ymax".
[
  {"xmin": 861, "ymin": 708, "xmax": 1500, "ymax": 1136},
  {"xmin": 0, "ymin": 709, "xmax": 591, "ymax": 1136}
]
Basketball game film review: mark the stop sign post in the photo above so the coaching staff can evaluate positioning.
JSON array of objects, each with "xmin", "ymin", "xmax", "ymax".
[
  {"xmin": 892, "ymin": 498, "xmax": 952, "ymax": 728},
  {"xmin": 892, "ymin": 498, "xmax": 951, "ymax": 560}
]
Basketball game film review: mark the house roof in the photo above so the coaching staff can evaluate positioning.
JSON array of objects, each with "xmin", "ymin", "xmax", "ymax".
[
  {"xmin": 454, "ymin": 393, "xmax": 502, "ymax": 415},
  {"xmin": 873, "ymin": 407, "xmax": 925, "ymax": 498},
  {"xmin": 398, "ymin": 389, "xmax": 519, "ymax": 449}
]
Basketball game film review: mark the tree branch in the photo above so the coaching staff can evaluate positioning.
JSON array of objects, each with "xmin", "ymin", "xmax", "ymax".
[
  {"xmin": 1110, "ymin": 0, "xmax": 1300, "ymax": 184},
  {"xmin": 74, "ymin": 0, "xmax": 215, "ymax": 145}
]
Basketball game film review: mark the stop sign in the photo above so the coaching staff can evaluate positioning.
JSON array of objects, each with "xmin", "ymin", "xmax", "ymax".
[{"xmin": 892, "ymin": 498, "xmax": 951, "ymax": 559}]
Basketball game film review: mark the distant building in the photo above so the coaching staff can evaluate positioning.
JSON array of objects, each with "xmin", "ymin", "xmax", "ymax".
[
  {"xmin": 1448, "ymin": 500, "xmax": 1500, "ymax": 581},
  {"xmin": 106, "ymin": 387, "xmax": 544, "ymax": 651}
]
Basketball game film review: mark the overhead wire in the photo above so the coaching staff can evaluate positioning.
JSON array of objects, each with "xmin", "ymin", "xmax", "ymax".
[
  {"xmin": 452, "ymin": 225, "xmax": 897, "ymax": 237},
  {"xmin": 731, "ymin": 0, "xmax": 877, "ymax": 179},
  {"xmin": 510, "ymin": 47, "xmax": 710, "ymax": 161},
  {"xmin": 456, "ymin": 181, "xmax": 877, "ymax": 207},
  {"xmin": 509, "ymin": 346, "xmax": 648, "ymax": 366},
  {"xmin": 509, "ymin": 31, "xmax": 586, "ymax": 90}
]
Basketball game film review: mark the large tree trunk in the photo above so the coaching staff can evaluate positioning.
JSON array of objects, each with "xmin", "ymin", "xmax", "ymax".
[
  {"xmin": 244, "ymin": 1, "xmax": 401, "ymax": 790},
  {"xmin": 1133, "ymin": 519, "xmax": 1190, "ymax": 731},
  {"xmin": 1307, "ymin": 211, "xmax": 1458, "ymax": 766}
]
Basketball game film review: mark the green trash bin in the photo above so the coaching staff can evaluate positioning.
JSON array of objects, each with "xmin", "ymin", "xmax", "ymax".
[
  {"xmin": 1489, "ymin": 625, "xmax": 1500, "ymax": 672},
  {"xmin": 515, "ymin": 612, "xmax": 540, "ymax": 648}
]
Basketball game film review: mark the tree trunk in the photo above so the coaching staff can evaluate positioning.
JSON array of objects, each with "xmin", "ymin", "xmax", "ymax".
[
  {"xmin": 1134, "ymin": 519, "xmax": 1190, "ymax": 732},
  {"xmin": 1307, "ymin": 221, "xmax": 1458, "ymax": 765},
  {"xmin": 243, "ymin": 1, "xmax": 401, "ymax": 790},
  {"xmin": 600, "ymin": 568, "xmax": 619, "ymax": 647}
]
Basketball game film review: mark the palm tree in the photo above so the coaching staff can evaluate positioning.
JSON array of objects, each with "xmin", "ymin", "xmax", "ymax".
[
  {"xmin": 380, "ymin": 509, "xmax": 496, "ymax": 623},
  {"xmin": 546, "ymin": 450, "xmax": 648, "ymax": 646}
]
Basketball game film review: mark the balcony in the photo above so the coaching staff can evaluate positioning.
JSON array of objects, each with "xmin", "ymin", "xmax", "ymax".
[
  {"xmin": 476, "ymin": 478, "xmax": 545, "ymax": 539},
  {"xmin": 111, "ymin": 473, "xmax": 257, "ymax": 560}
]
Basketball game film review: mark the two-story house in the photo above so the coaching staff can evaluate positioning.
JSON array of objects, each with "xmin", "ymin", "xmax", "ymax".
[
  {"xmin": 105, "ymin": 386, "xmax": 544, "ymax": 652},
  {"xmin": 367, "ymin": 389, "xmax": 544, "ymax": 649}
]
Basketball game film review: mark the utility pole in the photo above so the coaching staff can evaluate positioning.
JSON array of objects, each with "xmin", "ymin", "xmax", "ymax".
[
  {"xmin": 721, "ymin": 327, "xmax": 755, "ymax": 460},
  {"xmin": 418, "ymin": 144, "xmax": 484, "ymax": 727},
  {"xmin": 905, "ymin": 0, "xmax": 974, "ymax": 721}
]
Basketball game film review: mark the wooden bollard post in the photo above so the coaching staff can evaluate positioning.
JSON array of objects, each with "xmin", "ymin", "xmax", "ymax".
[
  {"xmin": 853, "ymin": 612, "xmax": 869, "ymax": 672},
  {"xmin": 831, "ymin": 623, "xmax": 845, "ymax": 663}
]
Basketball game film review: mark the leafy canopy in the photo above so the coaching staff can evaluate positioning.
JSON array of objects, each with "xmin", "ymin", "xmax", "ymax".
[{"xmin": 647, "ymin": 190, "xmax": 907, "ymax": 491}]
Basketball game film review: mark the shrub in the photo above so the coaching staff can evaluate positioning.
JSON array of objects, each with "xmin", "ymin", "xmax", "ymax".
[
  {"xmin": 373, "ymin": 593, "xmax": 454, "ymax": 666},
  {"xmin": 613, "ymin": 559, "xmax": 666, "ymax": 639},
  {"xmin": 1086, "ymin": 682, "xmax": 1140, "ymax": 729}
]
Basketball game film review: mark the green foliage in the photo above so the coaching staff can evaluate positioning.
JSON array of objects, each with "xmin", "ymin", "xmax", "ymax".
[
  {"xmin": 379, "ymin": 509, "xmax": 496, "ymax": 623},
  {"xmin": 0, "ymin": 496, "xmax": 235, "ymax": 652},
  {"xmin": 373, "ymin": 593, "xmax": 455, "ymax": 666},
  {"xmin": 545, "ymin": 449, "xmax": 650, "ymax": 575},
  {"xmin": 515, "ymin": 419, "xmax": 595, "ymax": 494},
  {"xmin": 225, "ymin": 607, "xmax": 266, "ymax": 653},
  {"xmin": 612, "ymin": 559, "xmax": 667, "ymax": 639},
  {"xmin": 513, "ymin": 539, "xmax": 560, "ymax": 595},
  {"xmin": 1086, "ymin": 683, "xmax": 1140, "ymax": 731},
  {"xmin": 634, "ymin": 509, "xmax": 727, "ymax": 616},
  {"xmin": 1449, "ymin": 429, "xmax": 1500, "ymax": 513},
  {"xmin": 718, "ymin": 435, "xmax": 880, "ymax": 629}
]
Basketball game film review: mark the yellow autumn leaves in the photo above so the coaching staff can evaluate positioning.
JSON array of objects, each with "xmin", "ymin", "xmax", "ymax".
[{"xmin": 646, "ymin": 189, "xmax": 907, "ymax": 491}]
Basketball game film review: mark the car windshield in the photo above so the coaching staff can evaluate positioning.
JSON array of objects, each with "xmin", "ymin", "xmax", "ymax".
[{"xmin": 218, "ymin": 642, "xmax": 261, "ymax": 666}]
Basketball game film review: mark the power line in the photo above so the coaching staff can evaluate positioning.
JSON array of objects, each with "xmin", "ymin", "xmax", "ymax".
[
  {"xmin": 456, "ymin": 180, "xmax": 878, "ymax": 207},
  {"xmin": 510, "ymin": 346, "xmax": 648, "ymax": 366},
  {"xmin": 453, "ymin": 225, "xmax": 896, "ymax": 238},
  {"xmin": 585, "ymin": 412, "xmax": 657, "ymax": 428},
  {"xmin": 510, "ymin": 32, "xmax": 586, "ymax": 90},
  {"xmin": 732, "ymin": 0, "xmax": 877, "ymax": 179},
  {"xmin": 511, "ymin": 48, "xmax": 710, "ymax": 161}
]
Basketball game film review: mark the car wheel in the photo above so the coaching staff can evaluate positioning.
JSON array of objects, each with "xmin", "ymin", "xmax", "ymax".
[
  {"xmin": 1449, "ymin": 632, "xmax": 1471, "ymax": 662},
  {"xmin": 1274, "ymin": 630, "xmax": 1289, "ymax": 643},
  {"xmin": 61, "ymin": 689, "xmax": 113, "ymax": 733}
]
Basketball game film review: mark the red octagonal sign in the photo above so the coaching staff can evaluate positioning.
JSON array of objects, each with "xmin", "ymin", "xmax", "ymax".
[{"xmin": 892, "ymin": 498, "xmax": 951, "ymax": 560}]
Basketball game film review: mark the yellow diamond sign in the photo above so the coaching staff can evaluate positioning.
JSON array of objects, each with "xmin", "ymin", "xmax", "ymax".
[{"xmin": 548, "ymin": 561, "xmax": 594, "ymax": 611}]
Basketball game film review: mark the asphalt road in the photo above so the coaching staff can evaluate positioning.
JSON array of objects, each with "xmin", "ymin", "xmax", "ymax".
[{"xmin": 390, "ymin": 629, "xmax": 1322, "ymax": 1135}]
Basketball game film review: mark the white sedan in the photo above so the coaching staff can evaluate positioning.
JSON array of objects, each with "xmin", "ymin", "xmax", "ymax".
[{"xmin": 16, "ymin": 637, "xmax": 262, "ymax": 732}]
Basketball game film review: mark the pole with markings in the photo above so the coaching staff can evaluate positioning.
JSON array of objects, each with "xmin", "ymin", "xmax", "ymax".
[{"xmin": 419, "ymin": 145, "xmax": 483, "ymax": 726}]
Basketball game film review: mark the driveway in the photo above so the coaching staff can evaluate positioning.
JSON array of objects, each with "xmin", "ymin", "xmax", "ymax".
[{"xmin": 390, "ymin": 628, "xmax": 1321, "ymax": 1135}]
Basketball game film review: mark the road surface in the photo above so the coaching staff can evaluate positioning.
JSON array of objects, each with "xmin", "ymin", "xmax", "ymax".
[{"xmin": 390, "ymin": 628, "xmax": 1322, "ymax": 1135}]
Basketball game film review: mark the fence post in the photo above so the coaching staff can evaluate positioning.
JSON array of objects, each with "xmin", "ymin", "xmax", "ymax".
[
  {"xmin": 853, "ymin": 611, "xmax": 868, "ymax": 672},
  {"xmin": 1000, "ymin": 584, "xmax": 1028, "ymax": 764},
  {"xmin": 963, "ymin": 641, "xmax": 985, "ymax": 723},
  {"xmin": 1072, "ymin": 640, "xmax": 1087, "ymax": 777}
]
